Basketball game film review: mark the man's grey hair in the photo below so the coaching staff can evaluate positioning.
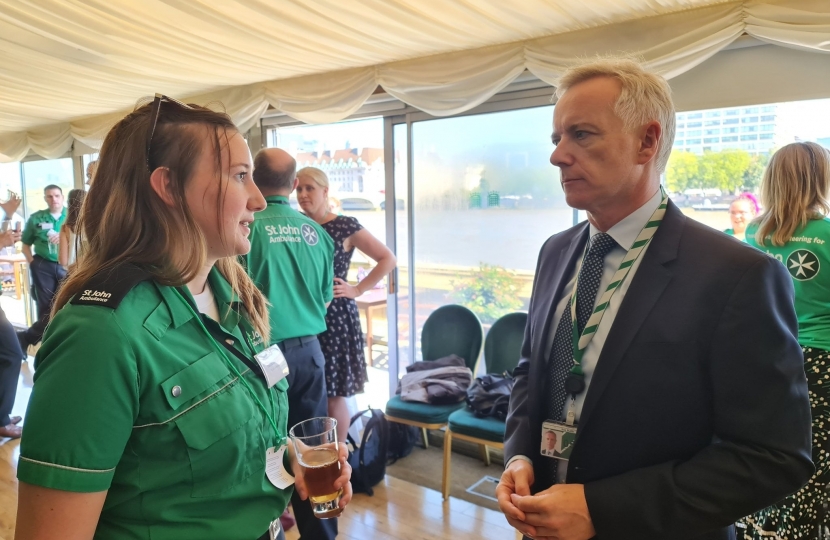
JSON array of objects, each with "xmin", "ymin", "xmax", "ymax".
[{"xmin": 555, "ymin": 56, "xmax": 676, "ymax": 174}]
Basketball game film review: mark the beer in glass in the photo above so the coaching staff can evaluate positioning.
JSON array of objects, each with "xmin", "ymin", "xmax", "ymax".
[{"xmin": 289, "ymin": 417, "xmax": 342, "ymax": 518}]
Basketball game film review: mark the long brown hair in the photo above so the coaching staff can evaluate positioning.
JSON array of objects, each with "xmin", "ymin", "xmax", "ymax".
[
  {"xmin": 65, "ymin": 189, "xmax": 85, "ymax": 233},
  {"xmin": 53, "ymin": 99, "xmax": 270, "ymax": 341},
  {"xmin": 754, "ymin": 142, "xmax": 830, "ymax": 247}
]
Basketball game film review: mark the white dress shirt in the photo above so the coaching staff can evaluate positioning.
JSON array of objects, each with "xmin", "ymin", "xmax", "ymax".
[{"xmin": 508, "ymin": 188, "xmax": 663, "ymax": 482}]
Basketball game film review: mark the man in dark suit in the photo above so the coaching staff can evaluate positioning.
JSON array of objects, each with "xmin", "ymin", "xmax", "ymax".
[{"xmin": 496, "ymin": 57, "xmax": 813, "ymax": 540}]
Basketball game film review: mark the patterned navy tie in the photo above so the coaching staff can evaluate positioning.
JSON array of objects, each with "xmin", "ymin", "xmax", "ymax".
[{"xmin": 543, "ymin": 232, "xmax": 617, "ymax": 483}]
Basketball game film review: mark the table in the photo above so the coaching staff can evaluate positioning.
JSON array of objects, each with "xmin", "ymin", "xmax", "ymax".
[
  {"xmin": 0, "ymin": 253, "xmax": 27, "ymax": 300},
  {"xmin": 355, "ymin": 288, "xmax": 387, "ymax": 367}
]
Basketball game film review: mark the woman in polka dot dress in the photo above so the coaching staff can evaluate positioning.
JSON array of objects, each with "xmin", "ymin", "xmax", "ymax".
[
  {"xmin": 739, "ymin": 142, "xmax": 830, "ymax": 539},
  {"xmin": 296, "ymin": 167, "xmax": 397, "ymax": 442}
]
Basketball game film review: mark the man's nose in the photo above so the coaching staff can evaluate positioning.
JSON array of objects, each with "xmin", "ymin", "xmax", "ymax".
[{"xmin": 550, "ymin": 143, "xmax": 570, "ymax": 168}]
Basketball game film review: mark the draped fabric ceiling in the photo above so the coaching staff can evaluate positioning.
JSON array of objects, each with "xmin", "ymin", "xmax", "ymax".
[{"xmin": 1, "ymin": 0, "xmax": 829, "ymax": 162}]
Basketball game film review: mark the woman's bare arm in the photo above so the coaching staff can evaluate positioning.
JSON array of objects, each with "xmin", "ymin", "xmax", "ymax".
[
  {"xmin": 15, "ymin": 482, "xmax": 106, "ymax": 540},
  {"xmin": 58, "ymin": 229, "xmax": 69, "ymax": 267},
  {"xmin": 335, "ymin": 229, "xmax": 396, "ymax": 299}
]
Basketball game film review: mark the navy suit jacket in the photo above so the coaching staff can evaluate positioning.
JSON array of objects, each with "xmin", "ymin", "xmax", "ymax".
[{"xmin": 504, "ymin": 201, "xmax": 813, "ymax": 540}]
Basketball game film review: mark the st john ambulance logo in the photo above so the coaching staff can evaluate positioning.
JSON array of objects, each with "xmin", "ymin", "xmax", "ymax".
[
  {"xmin": 301, "ymin": 224, "xmax": 319, "ymax": 246},
  {"xmin": 787, "ymin": 249, "xmax": 820, "ymax": 281}
]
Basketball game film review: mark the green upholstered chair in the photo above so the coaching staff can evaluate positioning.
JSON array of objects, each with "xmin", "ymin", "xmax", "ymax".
[
  {"xmin": 442, "ymin": 311, "xmax": 527, "ymax": 499},
  {"xmin": 385, "ymin": 304, "xmax": 483, "ymax": 450}
]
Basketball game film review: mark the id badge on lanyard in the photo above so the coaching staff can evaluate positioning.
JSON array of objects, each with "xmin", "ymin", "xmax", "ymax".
[
  {"xmin": 255, "ymin": 345, "xmax": 289, "ymax": 388},
  {"xmin": 541, "ymin": 420, "xmax": 577, "ymax": 461},
  {"xmin": 173, "ymin": 288, "xmax": 292, "ymax": 487}
]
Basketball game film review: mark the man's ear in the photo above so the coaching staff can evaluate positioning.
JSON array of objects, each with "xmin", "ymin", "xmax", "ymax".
[
  {"xmin": 292, "ymin": 177, "xmax": 299, "ymax": 192},
  {"xmin": 149, "ymin": 167, "xmax": 176, "ymax": 207},
  {"xmin": 638, "ymin": 121, "xmax": 662, "ymax": 165}
]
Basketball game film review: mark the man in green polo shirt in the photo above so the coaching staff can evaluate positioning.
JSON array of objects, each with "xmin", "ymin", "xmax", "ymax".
[
  {"xmin": 19, "ymin": 184, "xmax": 66, "ymax": 349},
  {"xmin": 246, "ymin": 147, "xmax": 337, "ymax": 540}
]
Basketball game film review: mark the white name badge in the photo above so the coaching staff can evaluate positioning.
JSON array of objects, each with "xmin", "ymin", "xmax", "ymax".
[
  {"xmin": 265, "ymin": 445, "xmax": 294, "ymax": 489},
  {"xmin": 39, "ymin": 222, "xmax": 53, "ymax": 230},
  {"xmin": 255, "ymin": 345, "xmax": 289, "ymax": 388},
  {"xmin": 541, "ymin": 420, "xmax": 577, "ymax": 461}
]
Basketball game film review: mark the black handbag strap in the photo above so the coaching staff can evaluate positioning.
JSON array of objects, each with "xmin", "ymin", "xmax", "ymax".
[{"xmin": 346, "ymin": 408, "xmax": 371, "ymax": 449}]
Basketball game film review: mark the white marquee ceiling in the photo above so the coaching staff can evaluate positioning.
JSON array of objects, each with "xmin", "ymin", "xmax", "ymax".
[
  {"xmin": 0, "ymin": 0, "xmax": 727, "ymax": 131},
  {"xmin": 0, "ymin": 0, "xmax": 828, "ymax": 161}
]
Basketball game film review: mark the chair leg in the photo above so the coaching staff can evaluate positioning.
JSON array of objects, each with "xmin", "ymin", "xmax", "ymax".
[
  {"xmin": 479, "ymin": 444, "xmax": 490, "ymax": 466},
  {"xmin": 421, "ymin": 427, "xmax": 429, "ymax": 449},
  {"xmin": 442, "ymin": 429, "xmax": 452, "ymax": 500}
]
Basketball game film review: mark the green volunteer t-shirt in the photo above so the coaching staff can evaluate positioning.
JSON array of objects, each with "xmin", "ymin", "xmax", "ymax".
[
  {"xmin": 18, "ymin": 265, "xmax": 291, "ymax": 540},
  {"xmin": 22, "ymin": 207, "xmax": 66, "ymax": 262},
  {"xmin": 245, "ymin": 195, "xmax": 334, "ymax": 343},
  {"xmin": 746, "ymin": 218, "xmax": 830, "ymax": 351}
]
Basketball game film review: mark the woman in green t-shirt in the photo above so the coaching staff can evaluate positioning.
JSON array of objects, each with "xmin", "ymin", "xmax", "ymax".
[
  {"xmin": 15, "ymin": 98, "xmax": 352, "ymax": 540},
  {"xmin": 740, "ymin": 142, "xmax": 830, "ymax": 540},
  {"xmin": 724, "ymin": 192, "xmax": 759, "ymax": 242}
]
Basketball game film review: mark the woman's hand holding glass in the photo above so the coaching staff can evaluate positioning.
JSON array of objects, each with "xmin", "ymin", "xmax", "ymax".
[{"xmin": 289, "ymin": 440, "xmax": 353, "ymax": 511}]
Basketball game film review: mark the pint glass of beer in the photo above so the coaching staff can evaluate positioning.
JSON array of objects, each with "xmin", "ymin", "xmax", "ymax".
[{"xmin": 288, "ymin": 417, "xmax": 343, "ymax": 518}]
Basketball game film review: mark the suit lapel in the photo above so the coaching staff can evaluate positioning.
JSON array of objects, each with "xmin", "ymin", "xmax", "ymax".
[
  {"xmin": 576, "ymin": 202, "xmax": 685, "ymax": 432},
  {"xmin": 528, "ymin": 225, "xmax": 588, "ymax": 421},
  {"xmin": 533, "ymin": 226, "xmax": 588, "ymax": 358}
]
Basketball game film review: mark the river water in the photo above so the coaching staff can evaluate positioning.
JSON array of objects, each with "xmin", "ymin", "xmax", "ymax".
[{"xmin": 344, "ymin": 207, "xmax": 732, "ymax": 272}]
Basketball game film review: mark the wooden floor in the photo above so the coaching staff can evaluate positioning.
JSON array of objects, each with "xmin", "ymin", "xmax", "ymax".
[{"xmin": 1, "ymin": 362, "xmax": 519, "ymax": 540}]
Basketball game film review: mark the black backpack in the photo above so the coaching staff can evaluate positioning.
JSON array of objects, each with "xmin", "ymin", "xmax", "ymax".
[
  {"xmin": 466, "ymin": 372, "xmax": 515, "ymax": 420},
  {"xmin": 386, "ymin": 421, "xmax": 420, "ymax": 464},
  {"xmin": 346, "ymin": 408, "xmax": 388, "ymax": 496}
]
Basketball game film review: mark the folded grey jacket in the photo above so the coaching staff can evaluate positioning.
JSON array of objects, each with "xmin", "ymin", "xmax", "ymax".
[{"xmin": 397, "ymin": 355, "xmax": 473, "ymax": 404}]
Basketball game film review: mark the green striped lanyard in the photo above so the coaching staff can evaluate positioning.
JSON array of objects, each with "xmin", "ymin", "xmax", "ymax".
[
  {"xmin": 173, "ymin": 288, "xmax": 284, "ymax": 446},
  {"xmin": 565, "ymin": 188, "xmax": 668, "ymax": 410}
]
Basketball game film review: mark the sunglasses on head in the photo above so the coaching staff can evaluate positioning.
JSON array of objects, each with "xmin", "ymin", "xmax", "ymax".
[{"xmin": 146, "ymin": 93, "xmax": 193, "ymax": 171}]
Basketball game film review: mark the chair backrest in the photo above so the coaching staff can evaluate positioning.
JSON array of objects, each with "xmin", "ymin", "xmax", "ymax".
[
  {"xmin": 484, "ymin": 312, "xmax": 527, "ymax": 375},
  {"xmin": 421, "ymin": 304, "xmax": 483, "ymax": 372}
]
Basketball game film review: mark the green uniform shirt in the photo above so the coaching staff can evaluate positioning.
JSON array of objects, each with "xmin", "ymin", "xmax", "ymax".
[
  {"xmin": 19, "ymin": 265, "xmax": 292, "ymax": 540},
  {"xmin": 746, "ymin": 218, "xmax": 830, "ymax": 351},
  {"xmin": 22, "ymin": 207, "xmax": 66, "ymax": 262},
  {"xmin": 246, "ymin": 195, "xmax": 334, "ymax": 343}
]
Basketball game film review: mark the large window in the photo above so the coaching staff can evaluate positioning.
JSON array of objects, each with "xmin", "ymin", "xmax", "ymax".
[
  {"xmin": 22, "ymin": 158, "xmax": 73, "ymax": 217},
  {"xmin": 406, "ymin": 105, "xmax": 565, "ymax": 368}
]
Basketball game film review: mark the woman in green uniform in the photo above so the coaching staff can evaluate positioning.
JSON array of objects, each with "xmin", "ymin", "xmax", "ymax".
[
  {"xmin": 740, "ymin": 142, "xmax": 830, "ymax": 539},
  {"xmin": 724, "ymin": 192, "xmax": 759, "ymax": 242},
  {"xmin": 15, "ymin": 96, "xmax": 351, "ymax": 540}
]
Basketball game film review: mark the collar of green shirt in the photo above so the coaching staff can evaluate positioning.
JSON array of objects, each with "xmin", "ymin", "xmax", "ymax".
[
  {"xmin": 265, "ymin": 195, "xmax": 289, "ymax": 205},
  {"xmin": 154, "ymin": 266, "xmax": 242, "ymax": 333},
  {"xmin": 43, "ymin": 207, "xmax": 66, "ymax": 218}
]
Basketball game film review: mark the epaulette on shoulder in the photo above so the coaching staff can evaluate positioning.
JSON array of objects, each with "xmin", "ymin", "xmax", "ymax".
[{"xmin": 70, "ymin": 264, "xmax": 153, "ymax": 309}]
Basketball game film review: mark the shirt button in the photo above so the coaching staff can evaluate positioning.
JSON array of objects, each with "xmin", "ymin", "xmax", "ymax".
[{"xmin": 171, "ymin": 385, "xmax": 182, "ymax": 398}]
